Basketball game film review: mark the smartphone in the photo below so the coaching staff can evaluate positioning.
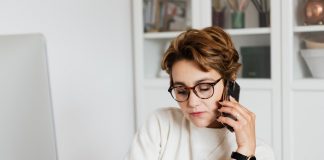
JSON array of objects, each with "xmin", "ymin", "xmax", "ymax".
[{"xmin": 221, "ymin": 80, "xmax": 240, "ymax": 132}]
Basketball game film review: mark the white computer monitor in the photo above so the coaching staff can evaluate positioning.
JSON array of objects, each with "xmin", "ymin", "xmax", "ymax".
[{"xmin": 0, "ymin": 34, "xmax": 57, "ymax": 160}]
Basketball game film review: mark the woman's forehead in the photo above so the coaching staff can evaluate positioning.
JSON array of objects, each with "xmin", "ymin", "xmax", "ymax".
[{"xmin": 171, "ymin": 60, "xmax": 221, "ymax": 85}]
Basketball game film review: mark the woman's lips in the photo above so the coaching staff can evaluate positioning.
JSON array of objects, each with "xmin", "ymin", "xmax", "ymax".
[{"xmin": 189, "ymin": 112, "xmax": 205, "ymax": 117}]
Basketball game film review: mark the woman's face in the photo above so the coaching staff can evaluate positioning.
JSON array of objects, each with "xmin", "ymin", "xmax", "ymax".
[{"xmin": 171, "ymin": 60, "xmax": 224, "ymax": 128}]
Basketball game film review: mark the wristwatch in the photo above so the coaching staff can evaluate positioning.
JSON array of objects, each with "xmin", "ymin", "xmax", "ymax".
[{"xmin": 231, "ymin": 151, "xmax": 256, "ymax": 160}]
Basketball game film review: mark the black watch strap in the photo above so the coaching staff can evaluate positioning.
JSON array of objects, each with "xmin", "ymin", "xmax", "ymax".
[{"xmin": 231, "ymin": 151, "xmax": 256, "ymax": 160}]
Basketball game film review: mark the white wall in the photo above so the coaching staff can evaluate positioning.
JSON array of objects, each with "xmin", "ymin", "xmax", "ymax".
[{"xmin": 0, "ymin": 0, "xmax": 134, "ymax": 160}]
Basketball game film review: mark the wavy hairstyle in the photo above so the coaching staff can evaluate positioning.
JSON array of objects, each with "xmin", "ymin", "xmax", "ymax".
[{"xmin": 161, "ymin": 26, "xmax": 241, "ymax": 85}]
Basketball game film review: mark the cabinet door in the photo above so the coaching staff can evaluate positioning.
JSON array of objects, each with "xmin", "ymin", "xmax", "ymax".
[{"xmin": 291, "ymin": 91, "xmax": 324, "ymax": 159}]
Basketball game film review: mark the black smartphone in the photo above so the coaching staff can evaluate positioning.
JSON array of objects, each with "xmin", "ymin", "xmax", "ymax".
[
  {"xmin": 221, "ymin": 80, "xmax": 240, "ymax": 132},
  {"xmin": 226, "ymin": 80, "xmax": 240, "ymax": 101}
]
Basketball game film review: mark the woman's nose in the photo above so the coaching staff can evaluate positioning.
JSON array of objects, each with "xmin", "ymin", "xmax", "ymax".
[{"xmin": 187, "ymin": 90, "xmax": 200, "ymax": 108}]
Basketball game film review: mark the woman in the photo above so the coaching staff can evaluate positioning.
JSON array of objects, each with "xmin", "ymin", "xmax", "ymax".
[{"xmin": 125, "ymin": 26, "xmax": 275, "ymax": 160}]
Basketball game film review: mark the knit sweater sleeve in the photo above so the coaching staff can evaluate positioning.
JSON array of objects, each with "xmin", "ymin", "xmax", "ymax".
[{"xmin": 124, "ymin": 111, "xmax": 163, "ymax": 160}]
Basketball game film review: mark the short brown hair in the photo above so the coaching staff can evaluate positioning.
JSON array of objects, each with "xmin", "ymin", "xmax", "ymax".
[{"xmin": 161, "ymin": 26, "xmax": 241, "ymax": 82}]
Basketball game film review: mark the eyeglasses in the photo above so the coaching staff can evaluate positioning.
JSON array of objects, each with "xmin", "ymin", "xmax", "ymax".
[{"xmin": 168, "ymin": 78, "xmax": 222, "ymax": 102}]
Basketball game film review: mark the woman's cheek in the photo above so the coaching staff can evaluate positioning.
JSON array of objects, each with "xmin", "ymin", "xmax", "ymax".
[{"xmin": 179, "ymin": 105, "xmax": 189, "ymax": 116}]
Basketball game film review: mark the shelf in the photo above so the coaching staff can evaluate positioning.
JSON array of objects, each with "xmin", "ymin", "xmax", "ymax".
[
  {"xmin": 143, "ymin": 78, "xmax": 273, "ymax": 90},
  {"xmin": 144, "ymin": 28, "xmax": 271, "ymax": 39},
  {"xmin": 292, "ymin": 79, "xmax": 324, "ymax": 91},
  {"xmin": 294, "ymin": 25, "xmax": 324, "ymax": 33},
  {"xmin": 144, "ymin": 31, "xmax": 182, "ymax": 39},
  {"xmin": 225, "ymin": 28, "xmax": 271, "ymax": 36}
]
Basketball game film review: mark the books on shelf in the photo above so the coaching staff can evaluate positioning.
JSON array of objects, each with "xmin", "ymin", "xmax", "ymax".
[
  {"xmin": 143, "ymin": 0, "xmax": 191, "ymax": 32},
  {"xmin": 240, "ymin": 46, "xmax": 271, "ymax": 78}
]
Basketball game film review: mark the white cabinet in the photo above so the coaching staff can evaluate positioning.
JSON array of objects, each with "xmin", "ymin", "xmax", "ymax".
[
  {"xmin": 132, "ymin": 0, "xmax": 282, "ymax": 158},
  {"xmin": 282, "ymin": 0, "xmax": 324, "ymax": 160}
]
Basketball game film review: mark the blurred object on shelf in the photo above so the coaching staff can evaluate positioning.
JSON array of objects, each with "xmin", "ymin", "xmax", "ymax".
[
  {"xmin": 227, "ymin": 0, "xmax": 250, "ymax": 28},
  {"xmin": 251, "ymin": 0, "xmax": 270, "ymax": 27},
  {"xmin": 227, "ymin": 0, "xmax": 250, "ymax": 12},
  {"xmin": 259, "ymin": 11, "xmax": 270, "ymax": 27},
  {"xmin": 212, "ymin": 0, "xmax": 226, "ymax": 28},
  {"xmin": 143, "ymin": 0, "xmax": 191, "ymax": 32},
  {"xmin": 304, "ymin": 39, "xmax": 324, "ymax": 48},
  {"xmin": 301, "ymin": 49, "xmax": 324, "ymax": 78},
  {"xmin": 304, "ymin": 0, "xmax": 324, "ymax": 25},
  {"xmin": 302, "ymin": 32, "xmax": 324, "ymax": 48},
  {"xmin": 167, "ymin": 0, "xmax": 189, "ymax": 31},
  {"xmin": 231, "ymin": 11, "xmax": 245, "ymax": 28},
  {"xmin": 240, "ymin": 46, "xmax": 271, "ymax": 78}
]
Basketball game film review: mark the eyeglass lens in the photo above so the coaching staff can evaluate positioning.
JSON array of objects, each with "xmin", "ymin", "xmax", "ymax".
[{"xmin": 171, "ymin": 83, "xmax": 214, "ymax": 102}]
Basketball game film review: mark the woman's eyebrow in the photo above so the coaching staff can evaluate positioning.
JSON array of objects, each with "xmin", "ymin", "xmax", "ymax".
[
  {"xmin": 173, "ymin": 78, "xmax": 219, "ymax": 86},
  {"xmin": 173, "ymin": 81, "xmax": 186, "ymax": 86},
  {"xmin": 194, "ymin": 78, "xmax": 219, "ymax": 84}
]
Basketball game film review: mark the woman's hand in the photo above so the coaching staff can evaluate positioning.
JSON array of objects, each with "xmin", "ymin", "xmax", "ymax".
[{"xmin": 217, "ymin": 96, "xmax": 256, "ymax": 156}]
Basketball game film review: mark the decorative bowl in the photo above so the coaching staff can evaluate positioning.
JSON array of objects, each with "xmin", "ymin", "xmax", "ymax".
[{"xmin": 301, "ymin": 49, "xmax": 324, "ymax": 78}]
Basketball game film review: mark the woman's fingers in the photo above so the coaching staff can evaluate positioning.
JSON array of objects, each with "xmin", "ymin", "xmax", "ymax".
[
  {"xmin": 219, "ymin": 101, "xmax": 248, "ymax": 120},
  {"xmin": 217, "ymin": 115, "xmax": 238, "ymax": 129},
  {"xmin": 229, "ymin": 96, "xmax": 250, "ymax": 113},
  {"xmin": 218, "ymin": 98, "xmax": 256, "ymax": 132},
  {"xmin": 218, "ymin": 107, "xmax": 245, "ymax": 120},
  {"xmin": 217, "ymin": 108, "xmax": 248, "ymax": 131}
]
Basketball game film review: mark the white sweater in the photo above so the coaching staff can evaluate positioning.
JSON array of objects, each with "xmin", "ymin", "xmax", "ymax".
[{"xmin": 125, "ymin": 107, "xmax": 275, "ymax": 160}]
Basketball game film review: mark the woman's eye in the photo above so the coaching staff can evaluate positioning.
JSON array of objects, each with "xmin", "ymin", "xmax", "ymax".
[
  {"xmin": 175, "ymin": 88, "xmax": 188, "ymax": 95},
  {"xmin": 198, "ymin": 84, "xmax": 211, "ymax": 91}
]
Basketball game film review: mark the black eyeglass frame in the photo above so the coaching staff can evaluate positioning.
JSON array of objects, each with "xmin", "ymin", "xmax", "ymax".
[{"xmin": 168, "ymin": 78, "xmax": 223, "ymax": 102}]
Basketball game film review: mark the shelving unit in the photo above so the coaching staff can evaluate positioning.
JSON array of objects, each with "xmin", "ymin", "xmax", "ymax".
[
  {"xmin": 282, "ymin": 0, "xmax": 324, "ymax": 160},
  {"xmin": 133, "ymin": 0, "xmax": 282, "ymax": 159}
]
